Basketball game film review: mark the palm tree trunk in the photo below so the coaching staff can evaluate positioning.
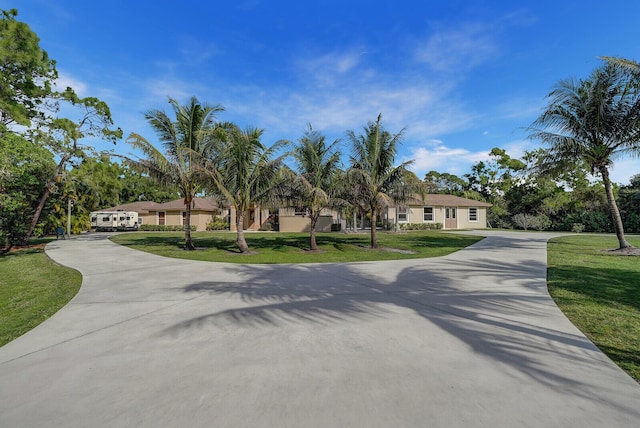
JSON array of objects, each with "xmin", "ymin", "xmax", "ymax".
[
  {"xmin": 353, "ymin": 206, "xmax": 358, "ymax": 232},
  {"xmin": 236, "ymin": 210, "xmax": 250, "ymax": 253},
  {"xmin": 184, "ymin": 198, "xmax": 195, "ymax": 250},
  {"xmin": 599, "ymin": 166, "xmax": 632, "ymax": 249},
  {"xmin": 309, "ymin": 212, "xmax": 318, "ymax": 251},
  {"xmin": 370, "ymin": 206, "xmax": 379, "ymax": 248}
]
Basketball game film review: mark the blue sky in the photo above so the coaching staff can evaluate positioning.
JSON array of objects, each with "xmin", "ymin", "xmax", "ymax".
[{"xmin": 12, "ymin": 0, "xmax": 640, "ymax": 184}]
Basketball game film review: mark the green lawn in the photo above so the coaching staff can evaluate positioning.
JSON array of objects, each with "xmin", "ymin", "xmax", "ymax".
[
  {"xmin": 547, "ymin": 235, "xmax": 640, "ymax": 381},
  {"xmin": 0, "ymin": 241, "xmax": 82, "ymax": 347},
  {"xmin": 110, "ymin": 230, "xmax": 484, "ymax": 263}
]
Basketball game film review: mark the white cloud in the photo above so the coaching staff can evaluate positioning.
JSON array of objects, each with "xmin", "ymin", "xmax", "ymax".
[
  {"xmin": 406, "ymin": 139, "xmax": 489, "ymax": 177},
  {"xmin": 54, "ymin": 70, "xmax": 88, "ymax": 95},
  {"xmin": 414, "ymin": 23, "xmax": 499, "ymax": 72},
  {"xmin": 295, "ymin": 50, "xmax": 369, "ymax": 87}
]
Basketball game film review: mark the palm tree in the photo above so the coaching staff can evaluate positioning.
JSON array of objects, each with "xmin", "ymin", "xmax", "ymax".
[
  {"xmin": 202, "ymin": 123, "xmax": 287, "ymax": 253},
  {"xmin": 125, "ymin": 97, "xmax": 223, "ymax": 250},
  {"xmin": 346, "ymin": 113, "xmax": 413, "ymax": 248},
  {"xmin": 530, "ymin": 62, "xmax": 640, "ymax": 249},
  {"xmin": 292, "ymin": 124, "xmax": 341, "ymax": 251}
]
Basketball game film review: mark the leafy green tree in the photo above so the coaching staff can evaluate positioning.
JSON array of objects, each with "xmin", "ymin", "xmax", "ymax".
[
  {"xmin": 291, "ymin": 125, "xmax": 341, "ymax": 250},
  {"xmin": 126, "ymin": 97, "xmax": 223, "ymax": 250},
  {"xmin": 423, "ymin": 171, "xmax": 466, "ymax": 195},
  {"xmin": 0, "ymin": 9, "xmax": 57, "ymax": 130},
  {"xmin": 68, "ymin": 155, "xmax": 124, "ymax": 211},
  {"xmin": 23, "ymin": 91, "xmax": 122, "ymax": 242},
  {"xmin": 0, "ymin": 9, "xmax": 122, "ymax": 242},
  {"xmin": 619, "ymin": 174, "xmax": 640, "ymax": 233},
  {"xmin": 202, "ymin": 123, "xmax": 287, "ymax": 253},
  {"xmin": 347, "ymin": 114, "xmax": 413, "ymax": 248},
  {"xmin": 530, "ymin": 62, "xmax": 640, "ymax": 249},
  {"xmin": 119, "ymin": 165, "xmax": 180, "ymax": 203},
  {"xmin": 0, "ymin": 133, "xmax": 55, "ymax": 250}
]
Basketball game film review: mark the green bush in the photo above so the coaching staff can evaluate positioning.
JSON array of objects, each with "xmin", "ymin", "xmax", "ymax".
[
  {"xmin": 139, "ymin": 224, "xmax": 196, "ymax": 232},
  {"xmin": 398, "ymin": 222, "xmax": 443, "ymax": 231},
  {"xmin": 331, "ymin": 223, "xmax": 342, "ymax": 232},
  {"xmin": 571, "ymin": 223, "xmax": 585, "ymax": 233},
  {"xmin": 206, "ymin": 217, "xmax": 229, "ymax": 231}
]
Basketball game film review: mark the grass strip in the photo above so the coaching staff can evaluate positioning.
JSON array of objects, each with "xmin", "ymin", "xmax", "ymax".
[
  {"xmin": 547, "ymin": 235, "xmax": 640, "ymax": 381},
  {"xmin": 110, "ymin": 230, "xmax": 483, "ymax": 264},
  {"xmin": 0, "ymin": 243, "xmax": 82, "ymax": 347}
]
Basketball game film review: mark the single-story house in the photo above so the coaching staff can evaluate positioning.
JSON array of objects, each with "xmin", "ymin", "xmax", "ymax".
[{"xmin": 386, "ymin": 194, "xmax": 492, "ymax": 229}]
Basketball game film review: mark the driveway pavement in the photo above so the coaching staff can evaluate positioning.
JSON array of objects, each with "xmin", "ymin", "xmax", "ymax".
[{"xmin": 1, "ymin": 231, "xmax": 639, "ymax": 427}]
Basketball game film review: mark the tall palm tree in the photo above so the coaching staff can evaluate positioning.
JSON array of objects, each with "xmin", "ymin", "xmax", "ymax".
[
  {"xmin": 530, "ymin": 62, "xmax": 640, "ymax": 249},
  {"xmin": 347, "ymin": 113, "xmax": 413, "ymax": 248},
  {"xmin": 126, "ymin": 97, "xmax": 223, "ymax": 250},
  {"xmin": 202, "ymin": 123, "xmax": 287, "ymax": 253},
  {"xmin": 292, "ymin": 124, "xmax": 341, "ymax": 251}
]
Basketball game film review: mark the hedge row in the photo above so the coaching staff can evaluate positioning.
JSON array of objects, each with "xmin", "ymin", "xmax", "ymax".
[
  {"xmin": 139, "ymin": 225, "xmax": 196, "ymax": 232},
  {"xmin": 398, "ymin": 222, "xmax": 443, "ymax": 230}
]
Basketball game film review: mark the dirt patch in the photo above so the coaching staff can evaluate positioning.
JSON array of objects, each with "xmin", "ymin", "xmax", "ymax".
[
  {"xmin": 2, "ymin": 243, "xmax": 48, "ymax": 253},
  {"xmin": 606, "ymin": 247, "xmax": 640, "ymax": 256},
  {"xmin": 305, "ymin": 249, "xmax": 326, "ymax": 254}
]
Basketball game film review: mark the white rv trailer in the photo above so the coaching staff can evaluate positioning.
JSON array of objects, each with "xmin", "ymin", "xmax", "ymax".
[{"xmin": 90, "ymin": 211, "xmax": 139, "ymax": 231}]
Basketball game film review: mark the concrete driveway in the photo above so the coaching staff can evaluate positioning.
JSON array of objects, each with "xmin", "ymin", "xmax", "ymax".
[{"xmin": 1, "ymin": 231, "xmax": 639, "ymax": 427}]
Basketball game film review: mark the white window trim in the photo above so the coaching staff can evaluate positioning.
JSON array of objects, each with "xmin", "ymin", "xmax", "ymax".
[
  {"xmin": 397, "ymin": 206, "xmax": 408, "ymax": 223},
  {"xmin": 469, "ymin": 207, "xmax": 479, "ymax": 222},
  {"xmin": 423, "ymin": 206, "xmax": 434, "ymax": 222}
]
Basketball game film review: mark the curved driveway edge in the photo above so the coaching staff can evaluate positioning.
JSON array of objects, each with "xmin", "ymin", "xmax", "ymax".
[{"xmin": 1, "ymin": 231, "xmax": 639, "ymax": 427}]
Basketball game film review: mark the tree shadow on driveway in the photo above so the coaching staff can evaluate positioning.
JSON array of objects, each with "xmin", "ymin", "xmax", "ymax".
[{"xmin": 160, "ymin": 253, "xmax": 640, "ymax": 417}]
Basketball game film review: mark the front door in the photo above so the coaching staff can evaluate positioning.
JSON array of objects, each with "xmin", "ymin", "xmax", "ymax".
[{"xmin": 445, "ymin": 207, "xmax": 458, "ymax": 229}]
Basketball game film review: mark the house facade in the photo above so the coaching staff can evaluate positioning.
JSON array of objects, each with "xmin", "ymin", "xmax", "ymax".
[
  {"xmin": 277, "ymin": 207, "xmax": 338, "ymax": 232},
  {"xmin": 386, "ymin": 194, "xmax": 491, "ymax": 229},
  {"xmin": 148, "ymin": 198, "xmax": 226, "ymax": 231}
]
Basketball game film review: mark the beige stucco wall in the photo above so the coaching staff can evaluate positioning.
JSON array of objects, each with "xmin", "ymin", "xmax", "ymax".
[
  {"xmin": 228, "ymin": 207, "xmax": 270, "ymax": 231},
  {"xmin": 279, "ymin": 215, "xmax": 333, "ymax": 233}
]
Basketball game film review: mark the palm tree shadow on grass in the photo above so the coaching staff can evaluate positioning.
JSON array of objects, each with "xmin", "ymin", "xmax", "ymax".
[{"xmin": 161, "ymin": 251, "xmax": 639, "ymax": 415}]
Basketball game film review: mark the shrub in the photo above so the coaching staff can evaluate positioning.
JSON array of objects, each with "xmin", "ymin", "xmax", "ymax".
[
  {"xmin": 571, "ymin": 223, "xmax": 585, "ymax": 233},
  {"xmin": 206, "ymin": 217, "xmax": 229, "ymax": 231},
  {"xmin": 139, "ymin": 224, "xmax": 196, "ymax": 232},
  {"xmin": 513, "ymin": 213, "xmax": 551, "ymax": 231},
  {"xmin": 398, "ymin": 222, "xmax": 443, "ymax": 231},
  {"xmin": 331, "ymin": 223, "xmax": 341, "ymax": 232}
]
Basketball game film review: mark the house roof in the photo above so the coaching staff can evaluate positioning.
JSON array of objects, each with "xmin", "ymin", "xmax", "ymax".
[
  {"xmin": 152, "ymin": 197, "xmax": 225, "ymax": 212},
  {"xmin": 404, "ymin": 194, "xmax": 492, "ymax": 207},
  {"xmin": 103, "ymin": 201, "xmax": 161, "ymax": 215}
]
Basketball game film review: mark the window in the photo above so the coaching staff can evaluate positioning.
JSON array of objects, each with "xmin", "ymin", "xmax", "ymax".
[
  {"xmin": 119, "ymin": 216, "xmax": 125, "ymax": 221},
  {"xmin": 469, "ymin": 207, "xmax": 478, "ymax": 222},
  {"xmin": 423, "ymin": 207, "xmax": 434, "ymax": 222},
  {"xmin": 182, "ymin": 211, "xmax": 187, "ymax": 225},
  {"xmin": 158, "ymin": 212, "xmax": 165, "ymax": 226},
  {"xmin": 397, "ymin": 207, "xmax": 407, "ymax": 222},
  {"xmin": 102, "ymin": 216, "xmax": 110, "ymax": 222},
  {"xmin": 138, "ymin": 217, "xmax": 144, "ymax": 224},
  {"xmin": 294, "ymin": 207, "xmax": 307, "ymax": 216},
  {"xmin": 91, "ymin": 217, "xmax": 97, "ymax": 223}
]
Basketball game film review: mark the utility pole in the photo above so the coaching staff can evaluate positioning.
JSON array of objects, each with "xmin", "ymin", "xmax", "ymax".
[{"xmin": 67, "ymin": 198, "xmax": 73, "ymax": 237}]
